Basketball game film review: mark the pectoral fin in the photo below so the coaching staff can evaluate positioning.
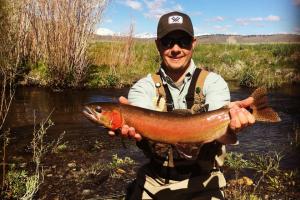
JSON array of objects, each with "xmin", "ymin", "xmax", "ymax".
[{"xmin": 217, "ymin": 132, "xmax": 239, "ymax": 145}]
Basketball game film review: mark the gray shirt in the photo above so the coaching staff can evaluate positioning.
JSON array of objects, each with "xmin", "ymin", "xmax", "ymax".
[{"xmin": 128, "ymin": 60, "xmax": 230, "ymax": 111}]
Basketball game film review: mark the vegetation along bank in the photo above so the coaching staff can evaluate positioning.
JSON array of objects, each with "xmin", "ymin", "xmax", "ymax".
[{"xmin": 23, "ymin": 40, "xmax": 299, "ymax": 89}]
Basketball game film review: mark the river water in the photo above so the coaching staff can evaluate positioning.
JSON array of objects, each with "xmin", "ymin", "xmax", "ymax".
[{"xmin": 4, "ymin": 85, "xmax": 300, "ymax": 169}]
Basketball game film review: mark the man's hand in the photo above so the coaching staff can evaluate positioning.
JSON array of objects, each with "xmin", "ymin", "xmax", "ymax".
[
  {"xmin": 108, "ymin": 96, "xmax": 142, "ymax": 141},
  {"xmin": 228, "ymin": 97, "xmax": 256, "ymax": 133}
]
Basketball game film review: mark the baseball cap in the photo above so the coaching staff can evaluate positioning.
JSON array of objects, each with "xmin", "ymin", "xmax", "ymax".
[{"xmin": 157, "ymin": 11, "xmax": 194, "ymax": 39}]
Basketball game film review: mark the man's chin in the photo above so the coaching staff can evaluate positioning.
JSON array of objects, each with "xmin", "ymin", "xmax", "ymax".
[{"xmin": 167, "ymin": 61, "xmax": 184, "ymax": 68}]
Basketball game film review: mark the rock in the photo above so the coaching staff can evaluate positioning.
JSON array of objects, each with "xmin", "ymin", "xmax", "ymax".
[
  {"xmin": 228, "ymin": 176, "xmax": 254, "ymax": 186},
  {"xmin": 82, "ymin": 189, "xmax": 93, "ymax": 196},
  {"xmin": 20, "ymin": 163, "xmax": 27, "ymax": 168},
  {"xmin": 116, "ymin": 168, "xmax": 126, "ymax": 174},
  {"xmin": 67, "ymin": 162, "xmax": 76, "ymax": 168}
]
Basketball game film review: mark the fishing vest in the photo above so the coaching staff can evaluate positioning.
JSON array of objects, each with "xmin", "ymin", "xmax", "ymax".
[{"xmin": 137, "ymin": 68, "xmax": 226, "ymax": 172}]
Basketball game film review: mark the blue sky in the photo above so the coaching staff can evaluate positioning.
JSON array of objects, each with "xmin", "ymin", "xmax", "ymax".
[{"xmin": 96, "ymin": 0, "xmax": 300, "ymax": 37}]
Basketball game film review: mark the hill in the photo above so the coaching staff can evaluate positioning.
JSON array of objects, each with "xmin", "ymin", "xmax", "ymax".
[
  {"xmin": 91, "ymin": 34, "xmax": 300, "ymax": 44},
  {"xmin": 196, "ymin": 34, "xmax": 300, "ymax": 44}
]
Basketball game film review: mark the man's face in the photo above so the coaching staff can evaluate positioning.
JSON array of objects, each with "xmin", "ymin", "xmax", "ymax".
[{"xmin": 156, "ymin": 30, "xmax": 196, "ymax": 71}]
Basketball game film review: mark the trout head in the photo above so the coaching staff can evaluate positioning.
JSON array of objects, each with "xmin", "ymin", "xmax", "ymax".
[{"xmin": 82, "ymin": 103, "xmax": 124, "ymax": 130}]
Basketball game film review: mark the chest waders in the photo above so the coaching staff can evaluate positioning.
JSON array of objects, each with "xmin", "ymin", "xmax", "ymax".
[
  {"xmin": 126, "ymin": 68, "xmax": 227, "ymax": 200},
  {"xmin": 150, "ymin": 67, "xmax": 209, "ymax": 165},
  {"xmin": 136, "ymin": 68, "xmax": 225, "ymax": 179}
]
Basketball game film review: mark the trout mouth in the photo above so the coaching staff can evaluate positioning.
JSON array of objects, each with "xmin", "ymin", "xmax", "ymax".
[{"xmin": 82, "ymin": 106, "xmax": 101, "ymax": 124}]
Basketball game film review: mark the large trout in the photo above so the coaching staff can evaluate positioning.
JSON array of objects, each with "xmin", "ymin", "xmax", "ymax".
[{"xmin": 83, "ymin": 88, "xmax": 281, "ymax": 144}]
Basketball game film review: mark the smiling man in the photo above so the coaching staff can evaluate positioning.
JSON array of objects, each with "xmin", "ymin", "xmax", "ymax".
[{"xmin": 109, "ymin": 11, "xmax": 255, "ymax": 200}]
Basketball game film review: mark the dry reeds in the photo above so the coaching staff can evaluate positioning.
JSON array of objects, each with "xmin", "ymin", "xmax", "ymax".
[
  {"xmin": 24, "ymin": 0, "xmax": 109, "ymax": 87},
  {"xmin": 0, "ymin": 0, "xmax": 27, "ymax": 130}
]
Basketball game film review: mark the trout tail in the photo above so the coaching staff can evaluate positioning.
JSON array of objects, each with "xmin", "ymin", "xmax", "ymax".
[{"xmin": 250, "ymin": 87, "xmax": 281, "ymax": 122}]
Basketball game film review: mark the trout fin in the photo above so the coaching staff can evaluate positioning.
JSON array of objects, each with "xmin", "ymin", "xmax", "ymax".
[{"xmin": 250, "ymin": 87, "xmax": 281, "ymax": 122}]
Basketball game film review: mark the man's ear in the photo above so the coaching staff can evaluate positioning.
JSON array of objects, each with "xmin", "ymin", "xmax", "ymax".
[
  {"xmin": 155, "ymin": 39, "xmax": 160, "ymax": 50},
  {"xmin": 192, "ymin": 37, "xmax": 196, "ymax": 50}
]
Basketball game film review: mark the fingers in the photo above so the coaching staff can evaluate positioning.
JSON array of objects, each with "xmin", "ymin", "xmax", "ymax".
[
  {"xmin": 229, "ymin": 97, "xmax": 254, "ymax": 109},
  {"xmin": 242, "ymin": 108, "xmax": 255, "ymax": 124},
  {"xmin": 108, "ymin": 124, "xmax": 142, "ymax": 141},
  {"xmin": 239, "ymin": 97, "xmax": 254, "ymax": 108},
  {"xmin": 119, "ymin": 96, "xmax": 129, "ymax": 104},
  {"xmin": 229, "ymin": 107, "xmax": 255, "ymax": 133},
  {"xmin": 229, "ymin": 108, "xmax": 241, "ymax": 132}
]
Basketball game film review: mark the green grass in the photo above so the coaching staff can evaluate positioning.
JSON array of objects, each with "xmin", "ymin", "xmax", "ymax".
[
  {"xmin": 86, "ymin": 41, "xmax": 300, "ymax": 88},
  {"xmin": 224, "ymin": 151, "xmax": 299, "ymax": 199},
  {"xmin": 85, "ymin": 40, "xmax": 159, "ymax": 88},
  {"xmin": 18, "ymin": 40, "xmax": 300, "ymax": 88}
]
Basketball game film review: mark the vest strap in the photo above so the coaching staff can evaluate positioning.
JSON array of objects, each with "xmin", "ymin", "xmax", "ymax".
[
  {"xmin": 151, "ymin": 68, "xmax": 209, "ymax": 112},
  {"xmin": 196, "ymin": 69, "xmax": 209, "ymax": 96},
  {"xmin": 186, "ymin": 68, "xmax": 201, "ymax": 109}
]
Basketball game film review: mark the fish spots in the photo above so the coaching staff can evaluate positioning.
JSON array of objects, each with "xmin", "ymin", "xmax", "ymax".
[{"xmin": 206, "ymin": 111, "xmax": 229, "ymax": 122}]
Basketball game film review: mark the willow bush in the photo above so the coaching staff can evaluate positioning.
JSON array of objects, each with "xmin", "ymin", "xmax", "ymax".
[
  {"xmin": 24, "ymin": 0, "xmax": 109, "ymax": 87},
  {"xmin": 0, "ymin": 0, "xmax": 27, "ymax": 131}
]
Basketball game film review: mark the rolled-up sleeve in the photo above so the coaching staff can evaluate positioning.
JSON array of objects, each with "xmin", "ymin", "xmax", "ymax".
[
  {"xmin": 128, "ymin": 74, "xmax": 155, "ymax": 110},
  {"xmin": 203, "ymin": 72, "xmax": 230, "ymax": 111}
]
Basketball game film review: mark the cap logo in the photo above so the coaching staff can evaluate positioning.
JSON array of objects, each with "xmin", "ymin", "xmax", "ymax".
[{"xmin": 168, "ymin": 15, "xmax": 183, "ymax": 24}]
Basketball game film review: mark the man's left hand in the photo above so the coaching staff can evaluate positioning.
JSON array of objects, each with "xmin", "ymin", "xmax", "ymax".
[{"xmin": 228, "ymin": 97, "xmax": 256, "ymax": 133}]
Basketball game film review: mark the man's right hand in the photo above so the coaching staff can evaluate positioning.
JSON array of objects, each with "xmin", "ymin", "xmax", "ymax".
[{"xmin": 108, "ymin": 96, "xmax": 142, "ymax": 141}]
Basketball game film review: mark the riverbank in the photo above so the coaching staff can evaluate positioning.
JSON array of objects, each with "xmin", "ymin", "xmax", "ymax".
[{"xmin": 21, "ymin": 42, "xmax": 300, "ymax": 89}]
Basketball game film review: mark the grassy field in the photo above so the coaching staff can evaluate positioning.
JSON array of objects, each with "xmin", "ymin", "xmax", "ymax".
[{"xmin": 85, "ymin": 40, "xmax": 300, "ymax": 88}]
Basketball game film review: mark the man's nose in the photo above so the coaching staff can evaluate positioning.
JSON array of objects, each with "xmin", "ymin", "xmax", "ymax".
[{"xmin": 170, "ymin": 43, "xmax": 181, "ymax": 53}]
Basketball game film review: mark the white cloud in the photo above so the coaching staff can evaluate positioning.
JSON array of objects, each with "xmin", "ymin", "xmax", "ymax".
[
  {"xmin": 144, "ymin": 0, "xmax": 166, "ymax": 10},
  {"xmin": 213, "ymin": 25, "xmax": 232, "ymax": 31},
  {"xmin": 236, "ymin": 15, "xmax": 280, "ymax": 26},
  {"xmin": 207, "ymin": 16, "xmax": 225, "ymax": 22},
  {"xmin": 143, "ymin": 0, "xmax": 183, "ymax": 19},
  {"xmin": 134, "ymin": 32, "xmax": 156, "ymax": 38},
  {"xmin": 265, "ymin": 15, "xmax": 280, "ymax": 21},
  {"xmin": 249, "ymin": 17, "xmax": 263, "ymax": 22},
  {"xmin": 95, "ymin": 27, "xmax": 115, "ymax": 36},
  {"xmin": 215, "ymin": 16, "xmax": 225, "ymax": 22},
  {"xmin": 173, "ymin": 4, "xmax": 183, "ymax": 11},
  {"xmin": 123, "ymin": 0, "xmax": 143, "ymax": 10},
  {"xmin": 191, "ymin": 11, "xmax": 202, "ymax": 16},
  {"xmin": 103, "ymin": 18, "xmax": 112, "ymax": 23}
]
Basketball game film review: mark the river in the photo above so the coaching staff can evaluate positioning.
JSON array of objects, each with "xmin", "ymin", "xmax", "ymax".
[
  {"xmin": 2, "ymin": 85, "xmax": 300, "ymax": 198},
  {"xmin": 4, "ymin": 85, "xmax": 300, "ymax": 168}
]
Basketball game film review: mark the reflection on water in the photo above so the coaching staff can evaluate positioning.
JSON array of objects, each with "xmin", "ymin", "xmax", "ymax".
[{"xmin": 4, "ymin": 85, "xmax": 300, "ymax": 169}]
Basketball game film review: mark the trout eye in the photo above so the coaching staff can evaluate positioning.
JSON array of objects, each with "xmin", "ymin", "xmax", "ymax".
[{"xmin": 95, "ymin": 106, "xmax": 102, "ymax": 113}]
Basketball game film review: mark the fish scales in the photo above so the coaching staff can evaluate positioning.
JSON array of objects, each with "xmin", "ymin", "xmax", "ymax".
[
  {"xmin": 83, "ymin": 87, "xmax": 281, "ymax": 144},
  {"xmin": 119, "ymin": 105, "xmax": 231, "ymax": 143}
]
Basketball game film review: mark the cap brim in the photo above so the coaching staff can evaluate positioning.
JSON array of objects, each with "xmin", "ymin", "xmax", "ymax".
[{"xmin": 158, "ymin": 27, "xmax": 194, "ymax": 39}]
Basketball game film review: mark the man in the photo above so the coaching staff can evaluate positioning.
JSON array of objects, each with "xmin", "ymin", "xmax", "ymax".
[{"xmin": 109, "ymin": 11, "xmax": 255, "ymax": 200}]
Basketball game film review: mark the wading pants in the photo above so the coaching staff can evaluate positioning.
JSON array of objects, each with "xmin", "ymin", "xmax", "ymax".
[{"xmin": 125, "ymin": 163, "xmax": 226, "ymax": 200}]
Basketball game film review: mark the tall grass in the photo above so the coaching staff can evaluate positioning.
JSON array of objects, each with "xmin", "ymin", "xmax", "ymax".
[
  {"xmin": 1, "ymin": 111, "xmax": 66, "ymax": 199},
  {"xmin": 24, "ymin": 0, "xmax": 109, "ymax": 88},
  {"xmin": 193, "ymin": 43, "xmax": 300, "ymax": 88},
  {"xmin": 0, "ymin": 0, "xmax": 25, "ymax": 130},
  {"xmin": 0, "ymin": 0, "xmax": 109, "ymax": 88},
  {"xmin": 224, "ymin": 151, "xmax": 299, "ymax": 199},
  {"xmin": 86, "ymin": 37, "xmax": 159, "ymax": 88},
  {"xmin": 87, "ymin": 41, "xmax": 300, "ymax": 88}
]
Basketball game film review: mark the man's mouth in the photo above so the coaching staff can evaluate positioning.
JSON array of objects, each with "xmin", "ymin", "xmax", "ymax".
[{"xmin": 169, "ymin": 56, "xmax": 183, "ymax": 61}]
